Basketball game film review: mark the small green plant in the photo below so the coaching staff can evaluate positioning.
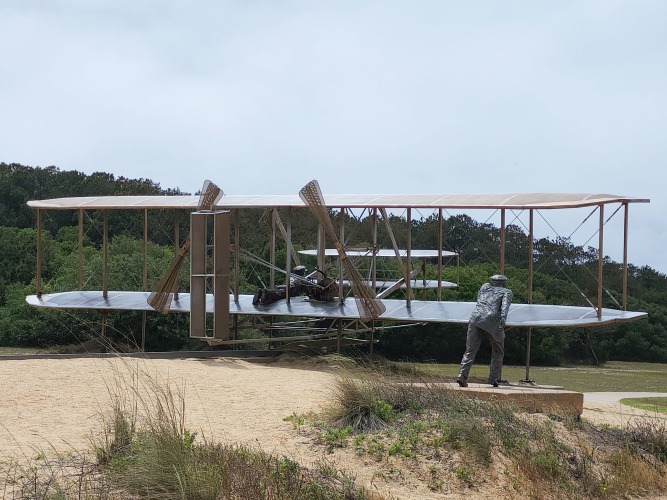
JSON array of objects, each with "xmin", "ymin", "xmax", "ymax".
[
  {"xmin": 388, "ymin": 437, "xmax": 416, "ymax": 458},
  {"xmin": 276, "ymin": 456, "xmax": 300, "ymax": 476},
  {"xmin": 283, "ymin": 412, "xmax": 307, "ymax": 433},
  {"xmin": 387, "ymin": 439, "xmax": 406, "ymax": 457},
  {"xmin": 371, "ymin": 399, "xmax": 396, "ymax": 422},
  {"xmin": 530, "ymin": 450, "xmax": 562, "ymax": 479},
  {"xmin": 365, "ymin": 436, "xmax": 386, "ymax": 462},
  {"xmin": 428, "ymin": 478, "xmax": 444, "ymax": 492},
  {"xmin": 182, "ymin": 428, "xmax": 197, "ymax": 448},
  {"xmin": 353, "ymin": 434, "xmax": 366, "ymax": 455},
  {"xmin": 321, "ymin": 425, "xmax": 352, "ymax": 450},
  {"xmin": 455, "ymin": 465, "xmax": 472, "ymax": 483}
]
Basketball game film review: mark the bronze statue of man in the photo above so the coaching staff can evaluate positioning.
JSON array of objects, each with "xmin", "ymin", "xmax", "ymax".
[
  {"xmin": 457, "ymin": 275, "xmax": 513, "ymax": 387},
  {"xmin": 252, "ymin": 265, "xmax": 309, "ymax": 306}
]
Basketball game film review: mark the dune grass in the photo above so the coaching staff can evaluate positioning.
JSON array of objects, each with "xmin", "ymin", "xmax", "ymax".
[
  {"xmin": 1, "ymin": 357, "xmax": 382, "ymax": 500},
  {"xmin": 316, "ymin": 365, "xmax": 667, "ymax": 498},
  {"xmin": 93, "ymin": 362, "xmax": 381, "ymax": 500}
]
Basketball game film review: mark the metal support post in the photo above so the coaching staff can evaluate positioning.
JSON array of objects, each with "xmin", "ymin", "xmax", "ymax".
[
  {"xmin": 521, "ymin": 209, "xmax": 534, "ymax": 384},
  {"xmin": 78, "ymin": 209, "xmax": 84, "ymax": 289},
  {"xmin": 103, "ymin": 211, "xmax": 108, "ymax": 299},
  {"xmin": 36, "ymin": 209, "xmax": 42, "ymax": 297},
  {"xmin": 597, "ymin": 204, "xmax": 604, "ymax": 319}
]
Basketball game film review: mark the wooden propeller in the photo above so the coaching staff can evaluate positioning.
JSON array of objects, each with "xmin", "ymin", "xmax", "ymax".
[{"xmin": 299, "ymin": 180, "xmax": 385, "ymax": 320}]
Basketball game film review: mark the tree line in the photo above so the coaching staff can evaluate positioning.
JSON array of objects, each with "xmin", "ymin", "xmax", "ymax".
[{"xmin": 0, "ymin": 162, "xmax": 665, "ymax": 365}]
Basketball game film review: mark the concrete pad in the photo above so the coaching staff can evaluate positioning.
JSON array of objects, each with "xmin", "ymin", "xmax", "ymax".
[{"xmin": 449, "ymin": 383, "xmax": 584, "ymax": 416}]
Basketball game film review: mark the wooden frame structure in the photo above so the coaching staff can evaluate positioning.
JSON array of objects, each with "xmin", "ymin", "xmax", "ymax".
[
  {"xmin": 190, "ymin": 210, "xmax": 230, "ymax": 341},
  {"xmin": 27, "ymin": 191, "xmax": 650, "ymax": 357}
]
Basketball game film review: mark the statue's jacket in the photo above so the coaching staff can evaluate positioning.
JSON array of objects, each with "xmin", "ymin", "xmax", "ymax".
[{"xmin": 468, "ymin": 283, "xmax": 513, "ymax": 341}]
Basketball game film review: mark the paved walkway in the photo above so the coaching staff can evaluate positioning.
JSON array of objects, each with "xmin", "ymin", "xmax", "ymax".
[
  {"xmin": 584, "ymin": 392, "xmax": 667, "ymax": 404},
  {"xmin": 582, "ymin": 392, "xmax": 667, "ymax": 426}
]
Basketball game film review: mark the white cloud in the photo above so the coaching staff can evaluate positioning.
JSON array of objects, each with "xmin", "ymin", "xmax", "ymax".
[{"xmin": 1, "ymin": 0, "xmax": 665, "ymax": 271}]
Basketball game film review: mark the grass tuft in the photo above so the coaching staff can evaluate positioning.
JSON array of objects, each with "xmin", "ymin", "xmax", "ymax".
[
  {"xmin": 91, "ymin": 364, "xmax": 378, "ymax": 499},
  {"xmin": 326, "ymin": 375, "xmax": 399, "ymax": 433},
  {"xmin": 625, "ymin": 417, "xmax": 667, "ymax": 463}
]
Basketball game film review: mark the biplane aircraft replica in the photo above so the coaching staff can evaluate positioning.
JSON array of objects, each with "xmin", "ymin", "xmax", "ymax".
[{"xmin": 25, "ymin": 180, "xmax": 649, "ymax": 379}]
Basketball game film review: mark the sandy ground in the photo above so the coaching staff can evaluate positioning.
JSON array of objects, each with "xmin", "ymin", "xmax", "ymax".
[
  {"xmin": 0, "ymin": 356, "xmax": 338, "ymax": 462},
  {"xmin": 1, "ymin": 356, "xmax": 665, "ymax": 498}
]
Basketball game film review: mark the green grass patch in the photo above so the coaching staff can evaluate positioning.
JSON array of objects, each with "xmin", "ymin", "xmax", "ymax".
[
  {"xmin": 412, "ymin": 361, "xmax": 667, "ymax": 393},
  {"xmin": 620, "ymin": 397, "xmax": 667, "ymax": 414},
  {"xmin": 0, "ymin": 346, "xmax": 42, "ymax": 355}
]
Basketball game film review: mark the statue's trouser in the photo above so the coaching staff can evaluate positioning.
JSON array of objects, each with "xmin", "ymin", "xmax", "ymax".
[{"xmin": 458, "ymin": 324, "xmax": 505, "ymax": 383}]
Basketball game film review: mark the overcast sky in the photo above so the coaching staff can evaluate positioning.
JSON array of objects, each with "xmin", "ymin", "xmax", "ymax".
[{"xmin": 1, "ymin": 1, "xmax": 665, "ymax": 272}]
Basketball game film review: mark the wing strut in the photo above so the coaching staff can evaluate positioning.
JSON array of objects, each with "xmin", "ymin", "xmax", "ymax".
[{"xmin": 148, "ymin": 180, "xmax": 223, "ymax": 313}]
